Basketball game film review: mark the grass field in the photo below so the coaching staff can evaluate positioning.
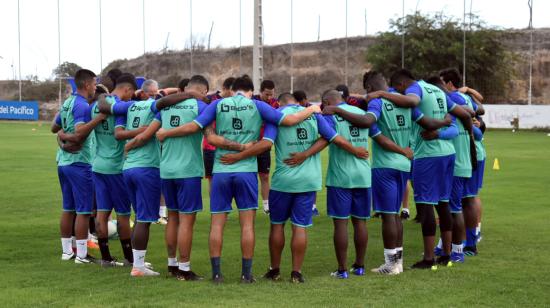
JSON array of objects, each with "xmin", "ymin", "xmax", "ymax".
[{"xmin": 0, "ymin": 121, "xmax": 549, "ymax": 307}]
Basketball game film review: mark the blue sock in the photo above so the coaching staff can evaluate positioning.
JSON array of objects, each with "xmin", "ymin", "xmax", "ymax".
[
  {"xmin": 242, "ymin": 258, "xmax": 253, "ymax": 279},
  {"xmin": 466, "ymin": 228, "xmax": 477, "ymax": 247},
  {"xmin": 211, "ymin": 257, "xmax": 221, "ymax": 276}
]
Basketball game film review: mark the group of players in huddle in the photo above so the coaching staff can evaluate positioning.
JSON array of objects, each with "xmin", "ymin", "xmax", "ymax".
[{"xmin": 52, "ymin": 66, "xmax": 486, "ymax": 283}]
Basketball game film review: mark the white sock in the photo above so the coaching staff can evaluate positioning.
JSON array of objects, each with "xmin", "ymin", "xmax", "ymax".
[
  {"xmin": 384, "ymin": 248, "xmax": 397, "ymax": 265},
  {"xmin": 133, "ymin": 249, "xmax": 146, "ymax": 268},
  {"xmin": 262, "ymin": 200, "xmax": 269, "ymax": 210},
  {"xmin": 61, "ymin": 238, "xmax": 73, "ymax": 254},
  {"xmin": 312, "ymin": 204, "xmax": 317, "ymax": 210},
  {"xmin": 179, "ymin": 261, "xmax": 191, "ymax": 272},
  {"xmin": 76, "ymin": 239, "xmax": 87, "ymax": 259},
  {"xmin": 436, "ymin": 238, "xmax": 443, "ymax": 249},
  {"xmin": 159, "ymin": 205, "xmax": 167, "ymax": 218},
  {"xmin": 168, "ymin": 257, "xmax": 178, "ymax": 267},
  {"xmin": 452, "ymin": 243, "xmax": 463, "ymax": 254},
  {"xmin": 396, "ymin": 247, "xmax": 403, "ymax": 264},
  {"xmin": 402, "ymin": 208, "xmax": 409, "ymax": 214},
  {"xmin": 476, "ymin": 223, "xmax": 481, "ymax": 235}
]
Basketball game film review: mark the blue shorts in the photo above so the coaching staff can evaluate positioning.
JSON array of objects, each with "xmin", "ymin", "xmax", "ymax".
[
  {"xmin": 450, "ymin": 176, "xmax": 472, "ymax": 213},
  {"xmin": 57, "ymin": 163, "xmax": 93, "ymax": 214},
  {"xmin": 477, "ymin": 159, "xmax": 485, "ymax": 190},
  {"xmin": 123, "ymin": 167, "xmax": 161, "ymax": 223},
  {"xmin": 210, "ymin": 172, "xmax": 258, "ymax": 213},
  {"xmin": 93, "ymin": 172, "xmax": 131, "ymax": 215},
  {"xmin": 269, "ymin": 190, "xmax": 316, "ymax": 227},
  {"xmin": 412, "ymin": 154, "xmax": 455, "ymax": 205},
  {"xmin": 327, "ymin": 186, "xmax": 371, "ymax": 220},
  {"xmin": 162, "ymin": 177, "xmax": 203, "ymax": 214},
  {"xmin": 464, "ymin": 159, "xmax": 486, "ymax": 197},
  {"xmin": 373, "ymin": 168, "xmax": 409, "ymax": 214}
]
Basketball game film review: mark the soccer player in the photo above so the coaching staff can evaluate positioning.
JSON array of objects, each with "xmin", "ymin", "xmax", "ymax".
[
  {"xmin": 155, "ymin": 75, "xmax": 321, "ymax": 283},
  {"xmin": 217, "ymin": 93, "xmax": 367, "ymax": 282},
  {"xmin": 368, "ymin": 69, "xmax": 474, "ymax": 269},
  {"xmin": 336, "ymin": 84, "xmax": 367, "ymax": 110},
  {"xmin": 90, "ymin": 75, "xmax": 137, "ymax": 267},
  {"xmin": 98, "ymin": 73, "xmax": 161, "ymax": 276},
  {"xmin": 52, "ymin": 69, "xmax": 105, "ymax": 264},
  {"xmin": 292, "ymin": 90, "xmax": 310, "ymax": 107},
  {"xmin": 252, "ymin": 79, "xmax": 279, "ymax": 213},
  {"xmin": 324, "ymin": 72, "xmax": 452, "ymax": 274}
]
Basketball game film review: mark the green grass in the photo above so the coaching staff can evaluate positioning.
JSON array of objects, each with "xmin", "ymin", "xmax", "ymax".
[{"xmin": 0, "ymin": 121, "xmax": 549, "ymax": 307}]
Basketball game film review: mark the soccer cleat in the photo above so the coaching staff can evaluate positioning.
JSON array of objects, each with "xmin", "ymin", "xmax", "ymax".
[
  {"xmin": 212, "ymin": 273, "xmax": 224, "ymax": 284},
  {"xmin": 100, "ymin": 259, "xmax": 124, "ymax": 268},
  {"xmin": 121, "ymin": 259, "xmax": 153, "ymax": 269},
  {"xmin": 87, "ymin": 240, "xmax": 99, "ymax": 250},
  {"xmin": 450, "ymin": 252, "xmax": 465, "ymax": 263},
  {"xmin": 176, "ymin": 270, "xmax": 204, "ymax": 281},
  {"xmin": 476, "ymin": 233, "xmax": 483, "ymax": 244},
  {"xmin": 75, "ymin": 255, "xmax": 96, "ymax": 264},
  {"xmin": 263, "ymin": 204, "xmax": 270, "ymax": 215},
  {"xmin": 263, "ymin": 268, "xmax": 281, "ymax": 281},
  {"xmin": 156, "ymin": 217, "xmax": 168, "ymax": 225},
  {"xmin": 397, "ymin": 262, "xmax": 404, "ymax": 273},
  {"xmin": 167, "ymin": 266, "xmax": 179, "ymax": 277},
  {"xmin": 464, "ymin": 246, "xmax": 478, "ymax": 256},
  {"xmin": 371, "ymin": 263, "xmax": 400, "ymax": 275},
  {"xmin": 330, "ymin": 270, "xmax": 349, "ymax": 279},
  {"xmin": 240, "ymin": 275, "xmax": 257, "ymax": 284},
  {"xmin": 436, "ymin": 255, "xmax": 451, "ymax": 266},
  {"xmin": 400, "ymin": 209, "xmax": 410, "ymax": 220},
  {"xmin": 61, "ymin": 252, "xmax": 75, "ymax": 261},
  {"xmin": 434, "ymin": 247, "xmax": 444, "ymax": 257},
  {"xmin": 411, "ymin": 259, "xmax": 435, "ymax": 270},
  {"xmin": 290, "ymin": 271, "xmax": 305, "ymax": 283},
  {"xmin": 131, "ymin": 266, "xmax": 160, "ymax": 277},
  {"xmin": 350, "ymin": 264, "xmax": 365, "ymax": 276}
]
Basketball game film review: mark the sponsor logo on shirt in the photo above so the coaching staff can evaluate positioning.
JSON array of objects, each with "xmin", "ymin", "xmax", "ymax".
[
  {"xmin": 296, "ymin": 128, "xmax": 308, "ymax": 140},
  {"xmin": 396, "ymin": 115, "xmax": 405, "ymax": 126},
  {"xmin": 232, "ymin": 118, "xmax": 243, "ymax": 130},
  {"xmin": 132, "ymin": 117, "xmax": 140, "ymax": 128},
  {"xmin": 170, "ymin": 115, "xmax": 180, "ymax": 127},
  {"xmin": 349, "ymin": 126, "xmax": 360, "ymax": 137}
]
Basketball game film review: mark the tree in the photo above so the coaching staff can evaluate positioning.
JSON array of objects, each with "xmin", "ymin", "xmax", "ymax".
[
  {"xmin": 366, "ymin": 12, "xmax": 517, "ymax": 101},
  {"xmin": 53, "ymin": 61, "xmax": 82, "ymax": 78}
]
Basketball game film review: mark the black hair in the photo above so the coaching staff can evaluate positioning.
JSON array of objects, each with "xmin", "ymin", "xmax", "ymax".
[
  {"xmin": 106, "ymin": 68, "xmax": 122, "ymax": 87},
  {"xmin": 188, "ymin": 75, "xmax": 210, "ymax": 91},
  {"xmin": 363, "ymin": 71, "xmax": 385, "ymax": 90},
  {"xmin": 440, "ymin": 68, "xmax": 462, "ymax": 88},
  {"xmin": 335, "ymin": 85, "xmax": 349, "ymax": 99},
  {"xmin": 321, "ymin": 89, "xmax": 341, "ymax": 102},
  {"xmin": 260, "ymin": 79, "xmax": 275, "ymax": 91},
  {"xmin": 115, "ymin": 73, "xmax": 138, "ymax": 90},
  {"xmin": 178, "ymin": 78, "xmax": 190, "ymax": 91},
  {"xmin": 292, "ymin": 90, "xmax": 307, "ymax": 102},
  {"xmin": 426, "ymin": 75, "xmax": 444, "ymax": 86},
  {"xmin": 222, "ymin": 77, "xmax": 236, "ymax": 90},
  {"xmin": 389, "ymin": 69, "xmax": 416, "ymax": 87},
  {"xmin": 232, "ymin": 75, "xmax": 254, "ymax": 92},
  {"xmin": 95, "ymin": 84, "xmax": 108, "ymax": 95},
  {"xmin": 278, "ymin": 92, "xmax": 294, "ymax": 103},
  {"xmin": 74, "ymin": 69, "xmax": 96, "ymax": 89}
]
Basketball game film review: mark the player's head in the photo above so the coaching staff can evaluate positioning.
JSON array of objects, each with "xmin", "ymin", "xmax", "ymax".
[
  {"xmin": 321, "ymin": 89, "xmax": 343, "ymax": 107},
  {"xmin": 389, "ymin": 69, "xmax": 416, "ymax": 94},
  {"xmin": 232, "ymin": 75, "xmax": 254, "ymax": 97},
  {"xmin": 363, "ymin": 71, "xmax": 387, "ymax": 93},
  {"xmin": 426, "ymin": 75, "xmax": 447, "ymax": 92},
  {"xmin": 221, "ymin": 77, "xmax": 236, "ymax": 98},
  {"xmin": 178, "ymin": 78, "xmax": 190, "ymax": 92},
  {"xmin": 293, "ymin": 90, "xmax": 308, "ymax": 106},
  {"xmin": 260, "ymin": 80, "xmax": 275, "ymax": 101},
  {"xmin": 187, "ymin": 75, "xmax": 210, "ymax": 95},
  {"xmin": 92, "ymin": 84, "xmax": 109, "ymax": 102},
  {"xmin": 115, "ymin": 73, "xmax": 138, "ymax": 101},
  {"xmin": 74, "ymin": 69, "xmax": 97, "ymax": 99},
  {"xmin": 335, "ymin": 85, "xmax": 349, "ymax": 99},
  {"xmin": 277, "ymin": 92, "xmax": 296, "ymax": 107},
  {"xmin": 141, "ymin": 79, "xmax": 159, "ymax": 98},
  {"xmin": 104, "ymin": 68, "xmax": 122, "ymax": 92},
  {"xmin": 439, "ymin": 68, "xmax": 462, "ymax": 91}
]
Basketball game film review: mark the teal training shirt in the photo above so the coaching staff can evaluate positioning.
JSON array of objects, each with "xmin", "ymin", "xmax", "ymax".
[
  {"xmin": 57, "ymin": 94, "xmax": 92, "ymax": 167},
  {"xmin": 122, "ymin": 98, "xmax": 160, "ymax": 170}
]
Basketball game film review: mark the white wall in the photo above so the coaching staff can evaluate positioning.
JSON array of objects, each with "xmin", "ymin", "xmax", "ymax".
[{"xmin": 483, "ymin": 105, "xmax": 550, "ymax": 129}]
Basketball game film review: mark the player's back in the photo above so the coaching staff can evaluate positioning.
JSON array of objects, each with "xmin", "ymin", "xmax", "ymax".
[
  {"xmin": 160, "ymin": 98, "xmax": 204, "ymax": 179},
  {"xmin": 450, "ymin": 92, "xmax": 473, "ymax": 178},
  {"xmin": 90, "ymin": 97, "xmax": 125, "ymax": 174},
  {"xmin": 412, "ymin": 80, "xmax": 455, "ymax": 159},
  {"xmin": 123, "ymin": 98, "xmax": 160, "ymax": 170},
  {"xmin": 271, "ymin": 105, "xmax": 322, "ymax": 193},
  {"xmin": 58, "ymin": 94, "xmax": 92, "ymax": 166},
  {"xmin": 326, "ymin": 103, "xmax": 371, "ymax": 189}
]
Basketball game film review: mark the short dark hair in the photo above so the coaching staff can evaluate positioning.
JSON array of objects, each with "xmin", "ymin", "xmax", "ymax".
[
  {"xmin": 440, "ymin": 68, "xmax": 462, "ymax": 88},
  {"xmin": 260, "ymin": 80, "xmax": 275, "ymax": 92},
  {"xmin": 363, "ymin": 71, "xmax": 387, "ymax": 92},
  {"xmin": 426, "ymin": 75, "xmax": 444, "ymax": 87},
  {"xmin": 188, "ymin": 75, "xmax": 209, "ymax": 91},
  {"xmin": 335, "ymin": 84, "xmax": 349, "ymax": 99},
  {"xmin": 106, "ymin": 68, "xmax": 122, "ymax": 87},
  {"xmin": 292, "ymin": 90, "xmax": 307, "ymax": 102},
  {"xmin": 222, "ymin": 77, "xmax": 236, "ymax": 90},
  {"xmin": 74, "ymin": 69, "xmax": 96, "ymax": 89},
  {"xmin": 389, "ymin": 69, "xmax": 415, "ymax": 87},
  {"xmin": 178, "ymin": 78, "xmax": 190, "ymax": 91},
  {"xmin": 278, "ymin": 92, "xmax": 294, "ymax": 103},
  {"xmin": 232, "ymin": 75, "xmax": 254, "ymax": 92},
  {"xmin": 115, "ymin": 73, "xmax": 138, "ymax": 90}
]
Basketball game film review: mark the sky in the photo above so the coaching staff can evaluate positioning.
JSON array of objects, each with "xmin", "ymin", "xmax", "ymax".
[{"xmin": 0, "ymin": 0, "xmax": 547, "ymax": 80}]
